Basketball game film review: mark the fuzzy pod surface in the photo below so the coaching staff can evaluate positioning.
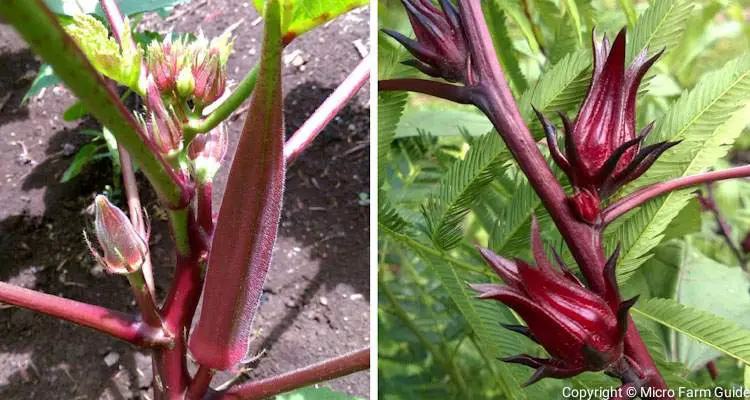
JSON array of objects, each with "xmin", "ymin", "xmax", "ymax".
[{"xmin": 188, "ymin": 0, "xmax": 284, "ymax": 370}]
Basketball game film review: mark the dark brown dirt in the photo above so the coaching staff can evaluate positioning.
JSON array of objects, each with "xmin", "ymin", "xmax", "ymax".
[{"xmin": 0, "ymin": 2, "xmax": 370, "ymax": 399}]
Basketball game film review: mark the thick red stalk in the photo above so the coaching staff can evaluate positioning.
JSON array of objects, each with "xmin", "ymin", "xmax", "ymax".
[
  {"xmin": 454, "ymin": 1, "xmax": 671, "ymax": 396},
  {"xmin": 216, "ymin": 347, "xmax": 370, "ymax": 400},
  {"xmin": 187, "ymin": 366, "xmax": 215, "ymax": 399},
  {"xmin": 604, "ymin": 165, "xmax": 750, "ymax": 224},
  {"xmin": 188, "ymin": 0, "xmax": 285, "ymax": 370},
  {"xmin": 285, "ymin": 55, "xmax": 370, "ymax": 163},
  {"xmin": 0, "ymin": 281, "xmax": 170, "ymax": 347}
]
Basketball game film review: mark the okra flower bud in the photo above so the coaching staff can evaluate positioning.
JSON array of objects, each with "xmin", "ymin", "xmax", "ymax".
[
  {"xmin": 85, "ymin": 195, "xmax": 148, "ymax": 274},
  {"xmin": 146, "ymin": 37, "xmax": 192, "ymax": 95},
  {"xmin": 188, "ymin": 123, "xmax": 228, "ymax": 183},
  {"xmin": 383, "ymin": 0, "xmax": 469, "ymax": 83},
  {"xmin": 535, "ymin": 29, "xmax": 680, "ymax": 223},
  {"xmin": 143, "ymin": 77, "xmax": 184, "ymax": 155},
  {"xmin": 471, "ymin": 219, "xmax": 636, "ymax": 386},
  {"xmin": 191, "ymin": 32, "xmax": 233, "ymax": 107}
]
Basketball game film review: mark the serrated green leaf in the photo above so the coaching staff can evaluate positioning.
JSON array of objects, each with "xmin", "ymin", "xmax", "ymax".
[
  {"xmin": 424, "ymin": 132, "xmax": 510, "ymax": 250},
  {"xmin": 253, "ymin": 0, "xmax": 367, "ymax": 42},
  {"xmin": 483, "ymin": 4, "xmax": 528, "ymax": 95},
  {"xmin": 489, "ymin": 0, "xmax": 541, "ymax": 56},
  {"xmin": 517, "ymin": 49, "xmax": 591, "ymax": 137},
  {"xmin": 62, "ymin": 15, "xmax": 142, "ymax": 90},
  {"xmin": 561, "ymin": 0, "xmax": 583, "ymax": 45},
  {"xmin": 626, "ymin": 0, "xmax": 693, "ymax": 62},
  {"xmin": 380, "ymin": 226, "xmax": 532, "ymax": 399},
  {"xmin": 607, "ymin": 54, "xmax": 750, "ymax": 281},
  {"xmin": 43, "ymin": 0, "xmax": 190, "ymax": 17},
  {"xmin": 633, "ymin": 298, "xmax": 750, "ymax": 365}
]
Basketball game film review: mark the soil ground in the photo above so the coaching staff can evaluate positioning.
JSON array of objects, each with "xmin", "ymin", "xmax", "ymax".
[{"xmin": 0, "ymin": 2, "xmax": 370, "ymax": 399}]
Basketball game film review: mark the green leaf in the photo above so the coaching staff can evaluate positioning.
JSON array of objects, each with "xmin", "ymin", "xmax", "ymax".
[
  {"xmin": 672, "ymin": 245, "xmax": 750, "ymax": 370},
  {"xmin": 380, "ymin": 226, "xmax": 532, "ymax": 399},
  {"xmin": 626, "ymin": 0, "xmax": 693, "ymax": 62},
  {"xmin": 606, "ymin": 54, "xmax": 750, "ymax": 281},
  {"xmin": 423, "ymin": 132, "xmax": 510, "ymax": 250},
  {"xmin": 489, "ymin": 0, "xmax": 541, "ymax": 56},
  {"xmin": 253, "ymin": 0, "xmax": 367, "ymax": 42},
  {"xmin": 60, "ymin": 143, "xmax": 101, "ymax": 183},
  {"xmin": 43, "ymin": 0, "xmax": 190, "ymax": 16},
  {"xmin": 22, "ymin": 64, "xmax": 60, "ymax": 104},
  {"xmin": 397, "ymin": 107, "xmax": 492, "ymax": 138},
  {"xmin": 482, "ymin": 4, "xmax": 528, "ymax": 95},
  {"xmin": 633, "ymin": 298, "xmax": 750, "ymax": 365},
  {"xmin": 275, "ymin": 387, "xmax": 363, "ymax": 400},
  {"xmin": 561, "ymin": 0, "xmax": 583, "ymax": 45},
  {"xmin": 619, "ymin": 0, "xmax": 637, "ymax": 29},
  {"xmin": 63, "ymin": 100, "xmax": 88, "ymax": 121},
  {"xmin": 62, "ymin": 14, "xmax": 143, "ymax": 90},
  {"xmin": 378, "ymin": 91, "xmax": 408, "ymax": 183},
  {"xmin": 517, "ymin": 49, "xmax": 592, "ymax": 137}
]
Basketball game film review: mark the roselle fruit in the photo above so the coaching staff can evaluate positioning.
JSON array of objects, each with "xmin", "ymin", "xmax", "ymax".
[
  {"xmin": 535, "ymin": 29, "xmax": 680, "ymax": 224},
  {"xmin": 85, "ymin": 195, "xmax": 148, "ymax": 274},
  {"xmin": 382, "ymin": 0, "xmax": 468, "ymax": 83},
  {"xmin": 471, "ymin": 219, "xmax": 636, "ymax": 386},
  {"xmin": 188, "ymin": 0, "xmax": 284, "ymax": 370}
]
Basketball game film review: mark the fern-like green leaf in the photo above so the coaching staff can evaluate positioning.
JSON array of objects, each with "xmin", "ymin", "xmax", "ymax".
[
  {"xmin": 489, "ymin": 0, "xmax": 541, "ymax": 56},
  {"xmin": 517, "ymin": 49, "xmax": 592, "ymax": 138},
  {"xmin": 633, "ymin": 298, "xmax": 750, "ymax": 365},
  {"xmin": 378, "ymin": 91, "xmax": 408, "ymax": 184},
  {"xmin": 483, "ymin": 4, "xmax": 528, "ymax": 95},
  {"xmin": 379, "ymin": 197, "xmax": 410, "ymax": 233},
  {"xmin": 424, "ymin": 132, "xmax": 510, "ymax": 250},
  {"xmin": 626, "ymin": 0, "xmax": 693, "ymax": 61},
  {"xmin": 607, "ymin": 54, "xmax": 750, "ymax": 281}
]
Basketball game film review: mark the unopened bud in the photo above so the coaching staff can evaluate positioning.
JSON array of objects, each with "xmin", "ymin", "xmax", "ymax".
[
  {"xmin": 176, "ymin": 67, "xmax": 195, "ymax": 98},
  {"xmin": 144, "ymin": 77, "xmax": 183, "ymax": 155},
  {"xmin": 86, "ymin": 195, "xmax": 148, "ymax": 274},
  {"xmin": 192, "ymin": 51, "xmax": 226, "ymax": 107},
  {"xmin": 569, "ymin": 189, "xmax": 601, "ymax": 225},
  {"xmin": 188, "ymin": 123, "xmax": 228, "ymax": 183}
]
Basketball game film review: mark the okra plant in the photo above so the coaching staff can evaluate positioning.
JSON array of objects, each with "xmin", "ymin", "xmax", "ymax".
[
  {"xmin": 379, "ymin": 0, "xmax": 750, "ymax": 398},
  {"xmin": 0, "ymin": 0, "xmax": 369, "ymax": 398}
]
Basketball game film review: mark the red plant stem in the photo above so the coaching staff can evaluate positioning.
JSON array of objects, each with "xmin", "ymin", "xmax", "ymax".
[
  {"xmin": 455, "ymin": 1, "xmax": 672, "ymax": 396},
  {"xmin": 0, "ymin": 281, "xmax": 171, "ymax": 347},
  {"xmin": 284, "ymin": 56, "xmax": 371, "ymax": 163},
  {"xmin": 155, "ymin": 249, "xmax": 204, "ymax": 398},
  {"xmin": 187, "ymin": 366, "xmax": 215, "ymax": 399},
  {"xmin": 197, "ymin": 182, "xmax": 214, "ymax": 237},
  {"xmin": 216, "ymin": 347, "xmax": 370, "ymax": 399},
  {"xmin": 604, "ymin": 165, "xmax": 750, "ymax": 224},
  {"xmin": 379, "ymin": 78, "xmax": 475, "ymax": 105}
]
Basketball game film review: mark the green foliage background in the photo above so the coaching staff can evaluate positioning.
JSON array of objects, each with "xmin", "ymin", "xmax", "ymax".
[{"xmin": 378, "ymin": 0, "xmax": 750, "ymax": 398}]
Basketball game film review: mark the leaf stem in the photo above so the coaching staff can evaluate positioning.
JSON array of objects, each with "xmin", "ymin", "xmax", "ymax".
[
  {"xmin": 603, "ymin": 165, "xmax": 750, "ymax": 224},
  {"xmin": 285, "ymin": 55, "xmax": 370, "ymax": 163},
  {"xmin": 0, "ymin": 281, "xmax": 171, "ymax": 348},
  {"xmin": 215, "ymin": 348, "xmax": 370, "ymax": 399}
]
